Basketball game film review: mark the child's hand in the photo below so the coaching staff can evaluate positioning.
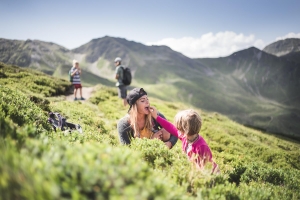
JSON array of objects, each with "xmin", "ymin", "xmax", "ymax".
[{"xmin": 149, "ymin": 106, "xmax": 158, "ymax": 119}]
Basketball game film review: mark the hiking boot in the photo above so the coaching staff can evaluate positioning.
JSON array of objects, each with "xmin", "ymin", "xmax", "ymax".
[
  {"xmin": 80, "ymin": 97, "xmax": 85, "ymax": 100},
  {"xmin": 74, "ymin": 97, "xmax": 78, "ymax": 101}
]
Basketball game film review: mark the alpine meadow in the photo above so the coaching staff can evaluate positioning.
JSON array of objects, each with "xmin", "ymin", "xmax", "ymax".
[{"xmin": 0, "ymin": 36, "xmax": 300, "ymax": 199}]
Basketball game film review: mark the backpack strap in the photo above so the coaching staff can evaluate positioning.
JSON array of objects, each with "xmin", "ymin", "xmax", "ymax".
[{"xmin": 118, "ymin": 66, "xmax": 124, "ymax": 84}]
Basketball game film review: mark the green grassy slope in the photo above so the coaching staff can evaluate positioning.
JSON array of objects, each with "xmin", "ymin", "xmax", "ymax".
[
  {"xmin": 1, "ymin": 64, "xmax": 299, "ymax": 199},
  {"xmin": 0, "ymin": 62, "xmax": 72, "ymax": 97}
]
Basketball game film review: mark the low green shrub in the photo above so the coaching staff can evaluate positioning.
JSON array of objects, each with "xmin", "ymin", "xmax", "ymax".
[
  {"xmin": 228, "ymin": 163, "xmax": 247, "ymax": 186},
  {"xmin": 0, "ymin": 86, "xmax": 50, "ymax": 133},
  {"xmin": 130, "ymin": 138, "xmax": 176, "ymax": 169},
  {"xmin": 0, "ymin": 62, "xmax": 72, "ymax": 97},
  {"xmin": 0, "ymin": 140, "xmax": 188, "ymax": 200},
  {"xmin": 89, "ymin": 86, "xmax": 118, "ymax": 105}
]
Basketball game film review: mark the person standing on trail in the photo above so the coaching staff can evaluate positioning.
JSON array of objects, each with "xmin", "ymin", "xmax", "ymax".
[
  {"xmin": 114, "ymin": 57, "xmax": 127, "ymax": 106},
  {"xmin": 70, "ymin": 60, "xmax": 85, "ymax": 101}
]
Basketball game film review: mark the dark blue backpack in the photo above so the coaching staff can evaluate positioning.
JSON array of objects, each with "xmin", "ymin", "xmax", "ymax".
[{"xmin": 120, "ymin": 66, "xmax": 132, "ymax": 86}]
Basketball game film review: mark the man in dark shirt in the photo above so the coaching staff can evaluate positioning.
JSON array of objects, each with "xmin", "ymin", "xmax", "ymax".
[{"xmin": 114, "ymin": 57, "xmax": 127, "ymax": 106}]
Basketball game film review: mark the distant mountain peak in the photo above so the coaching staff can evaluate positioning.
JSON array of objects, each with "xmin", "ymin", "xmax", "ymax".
[
  {"xmin": 263, "ymin": 38, "xmax": 300, "ymax": 57},
  {"xmin": 229, "ymin": 46, "xmax": 262, "ymax": 58}
]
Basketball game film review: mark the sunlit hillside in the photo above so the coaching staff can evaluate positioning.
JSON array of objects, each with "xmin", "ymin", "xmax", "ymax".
[{"xmin": 1, "ymin": 63, "xmax": 299, "ymax": 199}]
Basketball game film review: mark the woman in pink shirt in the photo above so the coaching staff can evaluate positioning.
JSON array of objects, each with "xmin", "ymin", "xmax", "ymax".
[{"xmin": 150, "ymin": 106, "xmax": 219, "ymax": 174}]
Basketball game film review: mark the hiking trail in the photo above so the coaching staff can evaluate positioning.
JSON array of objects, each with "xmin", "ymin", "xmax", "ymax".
[{"xmin": 66, "ymin": 86, "xmax": 95, "ymax": 101}]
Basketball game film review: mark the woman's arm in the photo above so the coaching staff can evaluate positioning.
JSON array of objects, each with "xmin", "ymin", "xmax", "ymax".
[
  {"xmin": 117, "ymin": 116, "xmax": 133, "ymax": 145},
  {"xmin": 71, "ymin": 68, "xmax": 78, "ymax": 76}
]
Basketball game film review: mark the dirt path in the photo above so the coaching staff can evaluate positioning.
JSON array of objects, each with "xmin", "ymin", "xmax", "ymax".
[{"xmin": 66, "ymin": 87, "xmax": 95, "ymax": 101}]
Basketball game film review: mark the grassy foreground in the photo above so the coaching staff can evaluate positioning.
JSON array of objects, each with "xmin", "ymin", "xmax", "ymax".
[{"xmin": 0, "ymin": 63, "xmax": 300, "ymax": 199}]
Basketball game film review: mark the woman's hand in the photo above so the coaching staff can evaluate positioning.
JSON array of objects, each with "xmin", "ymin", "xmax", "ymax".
[
  {"xmin": 151, "ymin": 131, "xmax": 162, "ymax": 140},
  {"xmin": 149, "ymin": 106, "xmax": 158, "ymax": 119}
]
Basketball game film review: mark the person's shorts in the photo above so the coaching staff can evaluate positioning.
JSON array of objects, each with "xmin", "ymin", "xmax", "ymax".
[
  {"xmin": 73, "ymin": 84, "xmax": 82, "ymax": 89},
  {"xmin": 118, "ymin": 85, "xmax": 127, "ymax": 99}
]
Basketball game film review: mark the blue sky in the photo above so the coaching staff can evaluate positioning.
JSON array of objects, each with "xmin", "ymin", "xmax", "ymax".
[{"xmin": 1, "ymin": 0, "xmax": 300, "ymax": 58}]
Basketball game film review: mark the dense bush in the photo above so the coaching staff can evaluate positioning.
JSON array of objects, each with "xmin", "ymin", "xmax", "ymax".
[
  {"xmin": 130, "ymin": 138, "xmax": 177, "ymax": 168},
  {"xmin": 0, "ymin": 86, "xmax": 50, "ymax": 134},
  {"xmin": 0, "ymin": 140, "xmax": 188, "ymax": 200}
]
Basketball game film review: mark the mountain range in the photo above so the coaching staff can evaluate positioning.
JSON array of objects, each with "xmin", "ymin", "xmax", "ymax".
[{"xmin": 1, "ymin": 36, "xmax": 300, "ymax": 139}]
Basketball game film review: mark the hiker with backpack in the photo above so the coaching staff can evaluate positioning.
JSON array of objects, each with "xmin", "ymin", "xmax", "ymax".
[
  {"xmin": 114, "ymin": 57, "xmax": 131, "ymax": 106},
  {"xmin": 70, "ymin": 60, "xmax": 85, "ymax": 101},
  {"xmin": 117, "ymin": 88, "xmax": 178, "ymax": 149}
]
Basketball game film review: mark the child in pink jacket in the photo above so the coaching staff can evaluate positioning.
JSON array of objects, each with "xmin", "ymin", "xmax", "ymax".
[{"xmin": 150, "ymin": 106, "xmax": 219, "ymax": 174}]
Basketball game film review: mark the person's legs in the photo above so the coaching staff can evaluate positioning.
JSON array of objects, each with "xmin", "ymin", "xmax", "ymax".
[
  {"xmin": 74, "ymin": 84, "xmax": 84, "ymax": 100},
  {"xmin": 80, "ymin": 87, "xmax": 83, "ymax": 98},
  {"xmin": 123, "ymin": 98, "xmax": 128, "ymax": 106},
  {"xmin": 74, "ymin": 87, "xmax": 78, "ymax": 100},
  {"xmin": 118, "ymin": 85, "xmax": 128, "ymax": 106}
]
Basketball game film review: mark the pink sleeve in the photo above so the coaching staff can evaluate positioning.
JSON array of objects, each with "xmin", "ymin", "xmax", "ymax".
[
  {"xmin": 156, "ymin": 116, "xmax": 180, "ymax": 138},
  {"xmin": 194, "ymin": 145, "xmax": 219, "ymax": 174}
]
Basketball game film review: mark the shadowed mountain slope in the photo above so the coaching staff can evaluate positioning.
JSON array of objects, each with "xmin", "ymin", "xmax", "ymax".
[
  {"xmin": 0, "ymin": 38, "xmax": 72, "ymax": 75},
  {"xmin": 195, "ymin": 47, "xmax": 300, "ymax": 139}
]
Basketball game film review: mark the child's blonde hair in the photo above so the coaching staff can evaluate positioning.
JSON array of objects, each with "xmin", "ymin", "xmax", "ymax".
[
  {"xmin": 174, "ymin": 109, "xmax": 202, "ymax": 136},
  {"xmin": 73, "ymin": 60, "xmax": 79, "ymax": 66}
]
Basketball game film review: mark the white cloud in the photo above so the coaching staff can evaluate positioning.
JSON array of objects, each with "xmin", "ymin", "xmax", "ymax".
[
  {"xmin": 276, "ymin": 32, "xmax": 300, "ymax": 41},
  {"xmin": 147, "ymin": 31, "xmax": 265, "ymax": 58}
]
